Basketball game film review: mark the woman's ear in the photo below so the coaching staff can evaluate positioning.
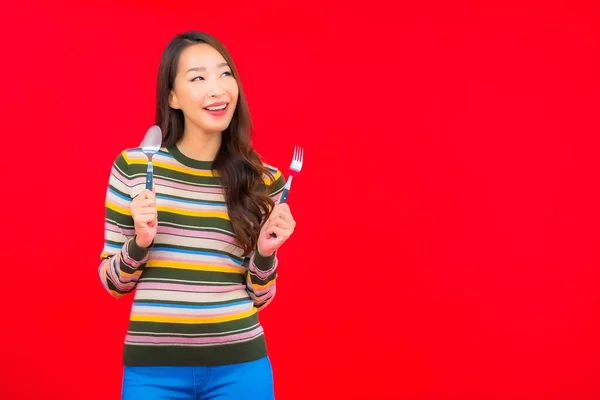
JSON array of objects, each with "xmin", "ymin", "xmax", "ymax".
[{"xmin": 169, "ymin": 90, "xmax": 180, "ymax": 109}]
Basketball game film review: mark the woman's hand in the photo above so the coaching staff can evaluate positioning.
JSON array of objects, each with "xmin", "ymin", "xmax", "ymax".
[
  {"xmin": 131, "ymin": 189, "xmax": 158, "ymax": 248},
  {"xmin": 257, "ymin": 203, "xmax": 296, "ymax": 256}
]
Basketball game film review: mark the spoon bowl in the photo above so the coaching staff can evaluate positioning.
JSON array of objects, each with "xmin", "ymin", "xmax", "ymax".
[{"xmin": 140, "ymin": 125, "xmax": 162, "ymax": 190}]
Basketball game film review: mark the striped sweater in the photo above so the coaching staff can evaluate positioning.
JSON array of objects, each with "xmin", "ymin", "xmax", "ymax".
[{"xmin": 98, "ymin": 144, "xmax": 286, "ymax": 366}]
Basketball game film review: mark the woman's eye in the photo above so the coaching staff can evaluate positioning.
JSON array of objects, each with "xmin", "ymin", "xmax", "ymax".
[
  {"xmin": 191, "ymin": 76, "xmax": 204, "ymax": 82},
  {"xmin": 222, "ymin": 71, "xmax": 232, "ymax": 77}
]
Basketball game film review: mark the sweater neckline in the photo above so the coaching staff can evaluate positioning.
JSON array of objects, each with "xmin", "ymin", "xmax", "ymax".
[{"xmin": 168, "ymin": 144, "xmax": 215, "ymax": 170}]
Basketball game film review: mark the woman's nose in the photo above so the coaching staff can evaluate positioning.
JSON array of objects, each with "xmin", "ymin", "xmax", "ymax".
[{"xmin": 207, "ymin": 78, "xmax": 225, "ymax": 97}]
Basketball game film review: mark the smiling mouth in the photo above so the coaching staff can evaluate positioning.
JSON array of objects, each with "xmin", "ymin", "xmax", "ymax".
[{"xmin": 204, "ymin": 104, "xmax": 228, "ymax": 111}]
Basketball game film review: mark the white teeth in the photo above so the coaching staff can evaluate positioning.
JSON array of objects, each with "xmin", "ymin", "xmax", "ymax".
[{"xmin": 206, "ymin": 104, "xmax": 227, "ymax": 111}]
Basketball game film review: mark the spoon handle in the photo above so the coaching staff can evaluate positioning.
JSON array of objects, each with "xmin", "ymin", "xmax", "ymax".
[{"xmin": 146, "ymin": 160, "xmax": 154, "ymax": 190}]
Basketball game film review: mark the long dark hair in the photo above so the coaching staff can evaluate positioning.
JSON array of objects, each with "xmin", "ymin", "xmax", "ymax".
[{"xmin": 156, "ymin": 31, "xmax": 274, "ymax": 256}]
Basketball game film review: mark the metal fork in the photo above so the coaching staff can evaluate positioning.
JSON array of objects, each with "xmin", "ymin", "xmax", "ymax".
[
  {"xmin": 271, "ymin": 145, "xmax": 303, "ymax": 237},
  {"xmin": 279, "ymin": 145, "xmax": 303, "ymax": 204}
]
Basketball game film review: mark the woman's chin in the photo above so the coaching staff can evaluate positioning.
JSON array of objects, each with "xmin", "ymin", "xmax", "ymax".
[{"xmin": 192, "ymin": 120, "xmax": 233, "ymax": 135}]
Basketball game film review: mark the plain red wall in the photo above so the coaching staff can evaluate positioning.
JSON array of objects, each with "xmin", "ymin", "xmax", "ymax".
[{"xmin": 0, "ymin": 1, "xmax": 597, "ymax": 399}]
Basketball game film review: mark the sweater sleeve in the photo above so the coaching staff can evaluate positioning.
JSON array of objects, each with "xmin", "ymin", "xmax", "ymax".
[
  {"xmin": 245, "ymin": 167, "xmax": 286, "ymax": 310},
  {"xmin": 98, "ymin": 151, "xmax": 150, "ymax": 298}
]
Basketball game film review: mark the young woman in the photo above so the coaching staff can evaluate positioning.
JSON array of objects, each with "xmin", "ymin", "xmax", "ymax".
[{"xmin": 98, "ymin": 30, "xmax": 295, "ymax": 399}]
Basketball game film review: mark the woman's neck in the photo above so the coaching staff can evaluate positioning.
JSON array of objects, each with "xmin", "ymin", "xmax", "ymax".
[{"xmin": 176, "ymin": 125, "xmax": 222, "ymax": 162}]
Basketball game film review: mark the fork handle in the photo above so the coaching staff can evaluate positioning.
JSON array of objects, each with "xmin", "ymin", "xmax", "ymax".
[
  {"xmin": 270, "ymin": 188, "xmax": 289, "ymax": 238},
  {"xmin": 278, "ymin": 175, "xmax": 292, "ymax": 204},
  {"xmin": 279, "ymin": 188, "xmax": 289, "ymax": 204}
]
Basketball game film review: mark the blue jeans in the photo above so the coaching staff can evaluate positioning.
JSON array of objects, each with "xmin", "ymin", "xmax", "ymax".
[{"xmin": 121, "ymin": 357, "xmax": 274, "ymax": 399}]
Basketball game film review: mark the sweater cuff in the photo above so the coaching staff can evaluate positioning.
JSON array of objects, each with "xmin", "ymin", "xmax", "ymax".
[
  {"xmin": 253, "ymin": 249, "xmax": 276, "ymax": 271},
  {"xmin": 128, "ymin": 237, "xmax": 151, "ymax": 261}
]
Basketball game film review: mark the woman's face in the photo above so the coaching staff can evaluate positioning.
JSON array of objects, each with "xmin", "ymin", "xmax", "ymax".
[{"xmin": 170, "ymin": 43, "xmax": 239, "ymax": 135}]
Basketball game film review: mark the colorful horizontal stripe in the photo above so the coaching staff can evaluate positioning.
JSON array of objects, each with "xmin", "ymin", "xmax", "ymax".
[
  {"xmin": 98, "ymin": 146, "xmax": 285, "ymax": 366},
  {"xmin": 124, "ymin": 325, "xmax": 264, "ymax": 346}
]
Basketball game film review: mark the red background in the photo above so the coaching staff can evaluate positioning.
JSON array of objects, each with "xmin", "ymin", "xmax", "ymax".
[{"xmin": 0, "ymin": 1, "xmax": 598, "ymax": 399}]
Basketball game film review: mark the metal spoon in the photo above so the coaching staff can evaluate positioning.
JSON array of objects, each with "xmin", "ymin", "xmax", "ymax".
[{"xmin": 140, "ymin": 125, "xmax": 162, "ymax": 190}]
